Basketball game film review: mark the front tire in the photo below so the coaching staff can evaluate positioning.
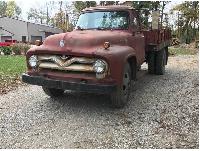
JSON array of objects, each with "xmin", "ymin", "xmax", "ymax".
[
  {"xmin": 42, "ymin": 87, "xmax": 64, "ymax": 97},
  {"xmin": 110, "ymin": 63, "xmax": 132, "ymax": 108}
]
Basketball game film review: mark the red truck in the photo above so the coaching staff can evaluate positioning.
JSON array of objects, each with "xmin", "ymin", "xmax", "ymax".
[
  {"xmin": 0, "ymin": 40, "xmax": 17, "ymax": 47},
  {"xmin": 22, "ymin": 6, "xmax": 171, "ymax": 108}
]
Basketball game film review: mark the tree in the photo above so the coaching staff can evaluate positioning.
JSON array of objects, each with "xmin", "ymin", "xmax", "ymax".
[
  {"xmin": 132, "ymin": 1, "xmax": 160, "ymax": 10},
  {"xmin": 0, "ymin": 1, "xmax": 21, "ymax": 18},
  {"xmin": 74, "ymin": 1, "xmax": 96, "ymax": 13},
  {"xmin": 0, "ymin": 1, "xmax": 7, "ymax": 17},
  {"xmin": 27, "ymin": 1, "xmax": 57, "ymax": 25},
  {"xmin": 131, "ymin": 1, "xmax": 169, "ymax": 28},
  {"xmin": 5, "ymin": 1, "xmax": 21, "ymax": 18},
  {"xmin": 51, "ymin": 11, "xmax": 68, "ymax": 31},
  {"xmin": 100, "ymin": 1, "xmax": 119, "ymax": 6},
  {"xmin": 172, "ymin": 1, "xmax": 199, "ymax": 43},
  {"xmin": 15, "ymin": 5, "xmax": 21, "ymax": 19},
  {"xmin": 50, "ymin": 1, "xmax": 73, "ymax": 32},
  {"xmin": 27, "ymin": 8, "xmax": 47, "ymax": 24}
]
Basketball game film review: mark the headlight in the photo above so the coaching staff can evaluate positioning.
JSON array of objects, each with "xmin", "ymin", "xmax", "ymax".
[
  {"xmin": 29, "ymin": 55, "xmax": 38, "ymax": 67},
  {"xmin": 93, "ymin": 59, "xmax": 107, "ymax": 74}
]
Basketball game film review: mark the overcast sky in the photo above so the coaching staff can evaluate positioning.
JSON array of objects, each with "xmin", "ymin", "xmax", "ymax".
[{"xmin": 14, "ymin": 0, "xmax": 185, "ymax": 26}]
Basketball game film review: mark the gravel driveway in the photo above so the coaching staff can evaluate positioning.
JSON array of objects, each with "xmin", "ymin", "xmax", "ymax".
[{"xmin": 0, "ymin": 55, "xmax": 199, "ymax": 149}]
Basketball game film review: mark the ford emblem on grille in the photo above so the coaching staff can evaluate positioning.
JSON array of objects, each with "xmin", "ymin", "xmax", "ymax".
[
  {"xmin": 60, "ymin": 40, "xmax": 65, "ymax": 47},
  {"xmin": 61, "ymin": 55, "xmax": 69, "ymax": 60}
]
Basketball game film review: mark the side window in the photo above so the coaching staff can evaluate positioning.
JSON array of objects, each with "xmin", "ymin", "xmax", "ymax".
[
  {"xmin": 133, "ymin": 18, "xmax": 137, "ymax": 27},
  {"xmin": 131, "ymin": 11, "xmax": 140, "ymax": 31},
  {"xmin": 132, "ymin": 16, "xmax": 140, "ymax": 31},
  {"xmin": 140, "ymin": 10, "xmax": 151, "ymax": 30}
]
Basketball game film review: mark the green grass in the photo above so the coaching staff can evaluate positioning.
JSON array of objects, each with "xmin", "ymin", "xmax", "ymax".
[
  {"xmin": 0, "ymin": 56, "xmax": 26, "ymax": 89},
  {"xmin": 169, "ymin": 47, "xmax": 198, "ymax": 56}
]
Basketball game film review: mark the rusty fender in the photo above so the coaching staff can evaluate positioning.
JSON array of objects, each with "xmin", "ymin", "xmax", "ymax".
[{"xmin": 94, "ymin": 45, "xmax": 137, "ymax": 86}]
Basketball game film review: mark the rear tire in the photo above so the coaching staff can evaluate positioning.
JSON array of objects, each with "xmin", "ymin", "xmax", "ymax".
[
  {"xmin": 110, "ymin": 63, "xmax": 132, "ymax": 108},
  {"xmin": 155, "ymin": 49, "xmax": 166, "ymax": 75},
  {"xmin": 42, "ymin": 87, "xmax": 64, "ymax": 97},
  {"xmin": 148, "ymin": 51, "xmax": 155, "ymax": 74}
]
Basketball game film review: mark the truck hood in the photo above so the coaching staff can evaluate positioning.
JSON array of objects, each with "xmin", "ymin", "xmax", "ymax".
[{"xmin": 39, "ymin": 30, "xmax": 131, "ymax": 54}]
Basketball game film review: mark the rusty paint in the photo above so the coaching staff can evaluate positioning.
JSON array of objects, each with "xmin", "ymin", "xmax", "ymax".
[{"xmin": 25, "ymin": 6, "xmax": 171, "ymax": 86}]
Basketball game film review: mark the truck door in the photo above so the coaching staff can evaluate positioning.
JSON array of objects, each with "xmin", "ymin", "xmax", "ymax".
[{"xmin": 129, "ymin": 11, "xmax": 145, "ymax": 65}]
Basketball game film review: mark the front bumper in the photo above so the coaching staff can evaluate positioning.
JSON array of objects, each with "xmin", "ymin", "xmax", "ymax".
[{"xmin": 22, "ymin": 73, "xmax": 117, "ymax": 93}]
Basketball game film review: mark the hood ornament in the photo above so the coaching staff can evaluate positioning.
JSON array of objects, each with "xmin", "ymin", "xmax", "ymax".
[{"xmin": 60, "ymin": 40, "xmax": 65, "ymax": 47}]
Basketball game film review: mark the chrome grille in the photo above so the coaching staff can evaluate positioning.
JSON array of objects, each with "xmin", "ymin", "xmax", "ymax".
[{"xmin": 38, "ymin": 55, "xmax": 95, "ymax": 72}]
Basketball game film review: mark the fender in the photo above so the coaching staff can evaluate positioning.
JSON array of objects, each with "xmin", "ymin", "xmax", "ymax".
[{"xmin": 94, "ymin": 45, "xmax": 137, "ymax": 86}]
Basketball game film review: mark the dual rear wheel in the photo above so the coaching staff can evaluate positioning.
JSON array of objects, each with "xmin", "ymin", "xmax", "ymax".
[{"xmin": 148, "ymin": 48, "xmax": 167, "ymax": 75}]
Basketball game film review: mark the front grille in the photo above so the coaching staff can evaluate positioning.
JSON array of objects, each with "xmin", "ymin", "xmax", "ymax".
[{"xmin": 38, "ymin": 55, "xmax": 95, "ymax": 73}]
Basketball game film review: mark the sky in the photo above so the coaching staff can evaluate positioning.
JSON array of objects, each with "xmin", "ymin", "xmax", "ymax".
[{"xmin": 13, "ymin": 0, "xmax": 185, "ymax": 27}]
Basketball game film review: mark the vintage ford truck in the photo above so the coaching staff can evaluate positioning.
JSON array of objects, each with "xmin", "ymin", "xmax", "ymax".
[{"xmin": 22, "ymin": 6, "xmax": 171, "ymax": 108}]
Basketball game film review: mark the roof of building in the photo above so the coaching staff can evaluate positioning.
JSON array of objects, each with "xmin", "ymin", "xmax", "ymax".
[
  {"xmin": 82, "ymin": 5, "xmax": 134, "ymax": 12},
  {"xmin": 0, "ymin": 16, "xmax": 62, "ymax": 31},
  {"xmin": 0, "ymin": 27, "xmax": 14, "ymax": 36}
]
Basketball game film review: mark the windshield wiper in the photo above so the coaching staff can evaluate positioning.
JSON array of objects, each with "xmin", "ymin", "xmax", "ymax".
[{"xmin": 96, "ymin": 27, "xmax": 113, "ymax": 30}]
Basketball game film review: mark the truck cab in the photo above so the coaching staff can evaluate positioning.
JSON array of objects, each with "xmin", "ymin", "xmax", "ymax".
[{"xmin": 22, "ymin": 5, "xmax": 171, "ymax": 108}]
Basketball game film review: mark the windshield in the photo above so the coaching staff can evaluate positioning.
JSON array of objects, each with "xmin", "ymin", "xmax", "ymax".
[{"xmin": 76, "ymin": 11, "xmax": 129, "ymax": 30}]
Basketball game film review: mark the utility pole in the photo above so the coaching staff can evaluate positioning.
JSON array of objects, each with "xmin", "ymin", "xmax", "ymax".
[
  {"xmin": 177, "ymin": 12, "xmax": 183, "ymax": 39},
  {"xmin": 193, "ymin": 1, "xmax": 197, "ymax": 40},
  {"xmin": 59, "ymin": 1, "xmax": 63, "ymax": 26},
  {"xmin": 177, "ymin": 12, "xmax": 179, "ymax": 38},
  {"xmin": 160, "ymin": 1, "xmax": 165, "ymax": 28},
  {"xmin": 66, "ymin": 13, "xmax": 69, "ymax": 31},
  {"xmin": 46, "ymin": 2, "xmax": 49, "ymax": 25}
]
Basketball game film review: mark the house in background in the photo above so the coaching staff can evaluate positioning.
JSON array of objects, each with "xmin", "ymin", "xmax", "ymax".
[
  {"xmin": 0, "ymin": 17, "xmax": 63, "ymax": 43},
  {"xmin": 0, "ymin": 27, "xmax": 14, "ymax": 42}
]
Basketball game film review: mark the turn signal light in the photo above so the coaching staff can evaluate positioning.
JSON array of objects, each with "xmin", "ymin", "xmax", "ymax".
[{"xmin": 104, "ymin": 42, "xmax": 110, "ymax": 49}]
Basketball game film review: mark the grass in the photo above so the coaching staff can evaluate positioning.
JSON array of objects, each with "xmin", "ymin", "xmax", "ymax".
[
  {"xmin": 0, "ymin": 55, "xmax": 26, "ymax": 93},
  {"xmin": 169, "ymin": 47, "xmax": 198, "ymax": 56}
]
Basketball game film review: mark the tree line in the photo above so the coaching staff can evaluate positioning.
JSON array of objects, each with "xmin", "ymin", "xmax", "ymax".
[
  {"xmin": 0, "ymin": 1, "xmax": 199, "ymax": 43},
  {"xmin": 0, "ymin": 1, "xmax": 21, "ymax": 19},
  {"xmin": 172, "ymin": 1, "xmax": 199, "ymax": 43}
]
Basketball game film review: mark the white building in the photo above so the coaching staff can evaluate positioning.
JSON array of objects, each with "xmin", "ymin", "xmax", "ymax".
[{"xmin": 0, "ymin": 17, "xmax": 63, "ymax": 43}]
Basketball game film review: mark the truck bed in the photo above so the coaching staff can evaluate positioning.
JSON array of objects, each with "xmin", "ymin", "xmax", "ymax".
[{"xmin": 143, "ymin": 29, "xmax": 171, "ymax": 51}]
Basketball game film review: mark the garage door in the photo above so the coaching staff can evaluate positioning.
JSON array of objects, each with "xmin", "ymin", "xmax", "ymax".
[
  {"xmin": 31, "ymin": 36, "xmax": 42, "ymax": 43},
  {"xmin": 1, "ymin": 36, "xmax": 12, "ymax": 42}
]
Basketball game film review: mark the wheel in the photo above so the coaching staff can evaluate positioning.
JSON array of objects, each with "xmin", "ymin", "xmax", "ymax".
[
  {"xmin": 148, "ymin": 51, "xmax": 155, "ymax": 74},
  {"xmin": 165, "ymin": 47, "xmax": 169, "ymax": 65},
  {"xmin": 110, "ymin": 63, "xmax": 132, "ymax": 108},
  {"xmin": 137, "ymin": 65, "xmax": 141, "ymax": 71},
  {"xmin": 155, "ymin": 49, "xmax": 166, "ymax": 75},
  {"xmin": 42, "ymin": 86, "xmax": 64, "ymax": 97}
]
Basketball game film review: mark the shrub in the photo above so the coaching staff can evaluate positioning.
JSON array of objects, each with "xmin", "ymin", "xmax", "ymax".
[
  {"xmin": 11, "ymin": 43, "xmax": 31, "ymax": 55},
  {"xmin": 0, "ymin": 46, "xmax": 12, "ymax": 55},
  {"xmin": 22, "ymin": 44, "xmax": 31, "ymax": 54},
  {"xmin": 11, "ymin": 43, "xmax": 21, "ymax": 55}
]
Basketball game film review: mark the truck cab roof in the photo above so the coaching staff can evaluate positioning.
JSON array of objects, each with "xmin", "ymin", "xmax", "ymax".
[{"xmin": 82, "ymin": 5, "xmax": 134, "ymax": 12}]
